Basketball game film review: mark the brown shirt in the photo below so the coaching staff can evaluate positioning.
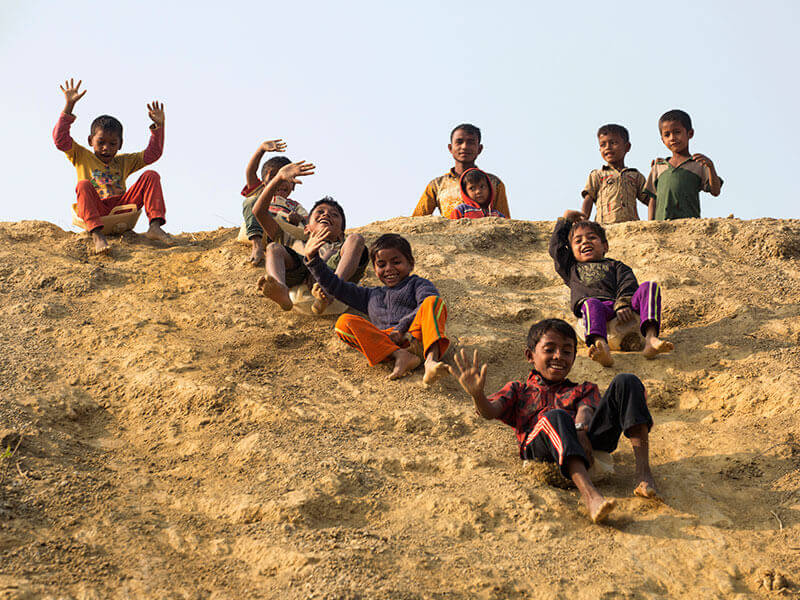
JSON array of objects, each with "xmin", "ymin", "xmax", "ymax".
[{"xmin": 582, "ymin": 165, "xmax": 647, "ymax": 224}]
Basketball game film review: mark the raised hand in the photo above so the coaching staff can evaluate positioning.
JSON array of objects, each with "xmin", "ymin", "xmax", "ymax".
[
  {"xmin": 60, "ymin": 78, "xmax": 87, "ymax": 113},
  {"xmin": 277, "ymin": 160, "xmax": 316, "ymax": 185},
  {"xmin": 304, "ymin": 227, "xmax": 329, "ymax": 260},
  {"xmin": 450, "ymin": 348, "xmax": 488, "ymax": 399},
  {"xmin": 261, "ymin": 139, "xmax": 287, "ymax": 153},
  {"xmin": 147, "ymin": 101, "xmax": 165, "ymax": 127}
]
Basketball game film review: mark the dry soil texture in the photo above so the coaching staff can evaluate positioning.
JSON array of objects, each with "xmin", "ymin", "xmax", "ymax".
[{"xmin": 1, "ymin": 216, "xmax": 799, "ymax": 599}]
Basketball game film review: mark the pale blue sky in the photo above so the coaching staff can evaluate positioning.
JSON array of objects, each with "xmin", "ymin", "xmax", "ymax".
[{"xmin": 1, "ymin": 0, "xmax": 797, "ymax": 232}]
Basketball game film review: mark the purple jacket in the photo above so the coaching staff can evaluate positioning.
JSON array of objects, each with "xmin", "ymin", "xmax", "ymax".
[{"xmin": 306, "ymin": 256, "xmax": 439, "ymax": 334}]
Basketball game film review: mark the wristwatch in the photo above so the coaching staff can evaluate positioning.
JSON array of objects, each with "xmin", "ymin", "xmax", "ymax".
[{"xmin": 575, "ymin": 422, "xmax": 588, "ymax": 432}]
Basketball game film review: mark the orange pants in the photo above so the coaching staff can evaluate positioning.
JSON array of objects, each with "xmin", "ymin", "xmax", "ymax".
[{"xmin": 335, "ymin": 296, "xmax": 449, "ymax": 366}]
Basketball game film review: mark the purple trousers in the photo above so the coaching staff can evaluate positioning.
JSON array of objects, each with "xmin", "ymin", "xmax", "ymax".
[{"xmin": 580, "ymin": 281, "xmax": 662, "ymax": 342}]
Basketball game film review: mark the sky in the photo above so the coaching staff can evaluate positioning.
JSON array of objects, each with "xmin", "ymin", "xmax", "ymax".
[{"xmin": 1, "ymin": 0, "xmax": 798, "ymax": 233}]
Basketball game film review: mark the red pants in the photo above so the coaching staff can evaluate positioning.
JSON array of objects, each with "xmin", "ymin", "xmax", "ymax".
[
  {"xmin": 76, "ymin": 170, "xmax": 166, "ymax": 231},
  {"xmin": 334, "ymin": 296, "xmax": 449, "ymax": 366}
]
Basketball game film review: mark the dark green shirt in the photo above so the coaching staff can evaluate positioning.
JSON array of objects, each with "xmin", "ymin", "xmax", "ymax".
[{"xmin": 644, "ymin": 158, "xmax": 723, "ymax": 220}]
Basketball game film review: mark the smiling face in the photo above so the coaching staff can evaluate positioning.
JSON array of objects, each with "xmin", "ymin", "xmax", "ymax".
[
  {"xmin": 448, "ymin": 128, "xmax": 482, "ymax": 166},
  {"xmin": 569, "ymin": 224, "xmax": 608, "ymax": 263},
  {"xmin": 373, "ymin": 247, "xmax": 413, "ymax": 287},
  {"xmin": 597, "ymin": 132, "xmax": 630, "ymax": 168},
  {"xmin": 525, "ymin": 330, "xmax": 576, "ymax": 382},
  {"xmin": 659, "ymin": 120, "xmax": 693, "ymax": 156},
  {"xmin": 88, "ymin": 129, "xmax": 122, "ymax": 163},
  {"xmin": 305, "ymin": 202, "xmax": 344, "ymax": 240}
]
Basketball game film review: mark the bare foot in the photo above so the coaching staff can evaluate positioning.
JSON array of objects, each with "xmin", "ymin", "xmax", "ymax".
[
  {"xmin": 257, "ymin": 275, "xmax": 293, "ymax": 311},
  {"xmin": 91, "ymin": 231, "xmax": 110, "ymax": 255},
  {"xmin": 422, "ymin": 357, "xmax": 449, "ymax": 386},
  {"xmin": 389, "ymin": 348, "xmax": 421, "ymax": 380},
  {"xmin": 248, "ymin": 243, "xmax": 265, "ymax": 267},
  {"xmin": 588, "ymin": 339, "xmax": 614, "ymax": 367},
  {"xmin": 643, "ymin": 336, "xmax": 673, "ymax": 359},
  {"xmin": 145, "ymin": 222, "xmax": 171, "ymax": 243},
  {"xmin": 588, "ymin": 497, "xmax": 617, "ymax": 523},
  {"xmin": 311, "ymin": 282, "xmax": 332, "ymax": 315},
  {"xmin": 634, "ymin": 478, "xmax": 661, "ymax": 500}
]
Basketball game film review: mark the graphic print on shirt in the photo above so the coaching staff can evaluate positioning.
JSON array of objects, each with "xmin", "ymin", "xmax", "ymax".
[
  {"xmin": 576, "ymin": 262, "xmax": 612, "ymax": 285},
  {"xmin": 90, "ymin": 168, "xmax": 125, "ymax": 199}
]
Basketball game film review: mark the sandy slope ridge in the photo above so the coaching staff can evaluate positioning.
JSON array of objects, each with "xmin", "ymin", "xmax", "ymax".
[{"xmin": 0, "ymin": 216, "xmax": 799, "ymax": 599}]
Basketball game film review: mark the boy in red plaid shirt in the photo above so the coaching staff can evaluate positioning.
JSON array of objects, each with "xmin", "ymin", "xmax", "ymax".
[{"xmin": 450, "ymin": 318, "xmax": 658, "ymax": 523}]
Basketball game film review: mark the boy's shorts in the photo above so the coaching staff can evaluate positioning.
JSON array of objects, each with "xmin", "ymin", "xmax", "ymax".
[{"xmin": 284, "ymin": 244, "xmax": 369, "ymax": 288}]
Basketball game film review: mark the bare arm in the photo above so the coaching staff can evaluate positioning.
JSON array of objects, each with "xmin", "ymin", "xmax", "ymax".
[
  {"xmin": 450, "ymin": 349, "xmax": 504, "ymax": 420},
  {"xmin": 648, "ymin": 197, "xmax": 656, "ymax": 220},
  {"xmin": 693, "ymin": 153, "xmax": 721, "ymax": 196},
  {"xmin": 253, "ymin": 160, "xmax": 315, "ymax": 241},
  {"xmin": 580, "ymin": 196, "xmax": 594, "ymax": 220}
]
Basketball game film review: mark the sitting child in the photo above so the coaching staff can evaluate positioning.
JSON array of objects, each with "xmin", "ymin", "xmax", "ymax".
[
  {"xmin": 304, "ymin": 232, "xmax": 450, "ymax": 385},
  {"xmin": 53, "ymin": 79, "xmax": 170, "ymax": 254},
  {"xmin": 580, "ymin": 124, "xmax": 648, "ymax": 224},
  {"xmin": 645, "ymin": 109, "xmax": 723, "ymax": 220},
  {"xmin": 450, "ymin": 318, "xmax": 659, "ymax": 524},
  {"xmin": 240, "ymin": 139, "xmax": 308, "ymax": 265},
  {"xmin": 252, "ymin": 160, "xmax": 367, "ymax": 314},
  {"xmin": 550, "ymin": 210, "xmax": 673, "ymax": 367},
  {"xmin": 448, "ymin": 168, "xmax": 507, "ymax": 219},
  {"xmin": 412, "ymin": 123, "xmax": 510, "ymax": 219}
]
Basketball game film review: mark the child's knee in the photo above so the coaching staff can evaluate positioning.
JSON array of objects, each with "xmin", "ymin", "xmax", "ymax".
[
  {"xmin": 76, "ymin": 179, "xmax": 94, "ymax": 194},
  {"xmin": 611, "ymin": 373, "xmax": 644, "ymax": 392},
  {"xmin": 343, "ymin": 233, "xmax": 365, "ymax": 251},
  {"xmin": 139, "ymin": 170, "xmax": 160, "ymax": 182},
  {"xmin": 335, "ymin": 313, "xmax": 356, "ymax": 330}
]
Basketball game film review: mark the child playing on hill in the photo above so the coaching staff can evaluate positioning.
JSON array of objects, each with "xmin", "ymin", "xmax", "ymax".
[
  {"xmin": 413, "ymin": 124, "xmax": 510, "ymax": 219},
  {"xmin": 53, "ymin": 78, "xmax": 170, "ymax": 254},
  {"xmin": 304, "ymin": 232, "xmax": 450, "ymax": 385},
  {"xmin": 240, "ymin": 140, "xmax": 309, "ymax": 266},
  {"xmin": 450, "ymin": 318, "xmax": 659, "ymax": 524},
  {"xmin": 645, "ymin": 109, "xmax": 723, "ymax": 220},
  {"xmin": 449, "ymin": 168, "xmax": 507, "ymax": 219},
  {"xmin": 253, "ymin": 161, "xmax": 367, "ymax": 314},
  {"xmin": 580, "ymin": 124, "xmax": 648, "ymax": 224},
  {"xmin": 550, "ymin": 210, "xmax": 673, "ymax": 367}
]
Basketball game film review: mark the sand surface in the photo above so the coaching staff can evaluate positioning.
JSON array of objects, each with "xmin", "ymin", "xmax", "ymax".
[{"xmin": 1, "ymin": 216, "xmax": 799, "ymax": 599}]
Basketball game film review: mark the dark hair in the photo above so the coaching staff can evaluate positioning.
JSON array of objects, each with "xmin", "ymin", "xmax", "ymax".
[
  {"xmin": 90, "ymin": 115, "xmax": 123, "ymax": 138},
  {"xmin": 462, "ymin": 168, "xmax": 489, "ymax": 187},
  {"xmin": 450, "ymin": 123, "xmax": 481, "ymax": 143},
  {"xmin": 310, "ymin": 196, "xmax": 346, "ymax": 231},
  {"xmin": 369, "ymin": 233, "xmax": 414, "ymax": 265},
  {"xmin": 261, "ymin": 156, "xmax": 292, "ymax": 181},
  {"xmin": 597, "ymin": 123, "xmax": 629, "ymax": 143},
  {"xmin": 659, "ymin": 109, "xmax": 692, "ymax": 131},
  {"xmin": 526, "ymin": 318, "xmax": 578, "ymax": 350},
  {"xmin": 568, "ymin": 220, "xmax": 607, "ymax": 244}
]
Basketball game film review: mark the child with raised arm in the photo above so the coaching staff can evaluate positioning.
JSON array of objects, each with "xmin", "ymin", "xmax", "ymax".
[
  {"xmin": 304, "ymin": 232, "xmax": 450, "ymax": 384},
  {"xmin": 450, "ymin": 319, "xmax": 659, "ymax": 524},
  {"xmin": 240, "ymin": 140, "xmax": 309, "ymax": 266},
  {"xmin": 53, "ymin": 78, "xmax": 169, "ymax": 254},
  {"xmin": 645, "ymin": 109, "xmax": 723, "ymax": 220},
  {"xmin": 252, "ymin": 161, "xmax": 367, "ymax": 314},
  {"xmin": 550, "ymin": 210, "xmax": 673, "ymax": 367},
  {"xmin": 448, "ymin": 168, "xmax": 507, "ymax": 220},
  {"xmin": 580, "ymin": 124, "xmax": 648, "ymax": 224},
  {"xmin": 413, "ymin": 124, "xmax": 510, "ymax": 219}
]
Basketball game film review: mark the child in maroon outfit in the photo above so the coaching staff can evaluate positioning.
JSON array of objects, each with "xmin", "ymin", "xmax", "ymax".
[
  {"xmin": 450, "ymin": 318, "xmax": 659, "ymax": 524},
  {"xmin": 53, "ymin": 78, "xmax": 170, "ymax": 254}
]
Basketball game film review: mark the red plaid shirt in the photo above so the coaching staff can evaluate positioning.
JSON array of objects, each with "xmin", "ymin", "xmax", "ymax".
[{"xmin": 489, "ymin": 370, "xmax": 600, "ymax": 455}]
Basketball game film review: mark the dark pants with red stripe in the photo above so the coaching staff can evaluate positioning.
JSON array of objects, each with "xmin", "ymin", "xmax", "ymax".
[{"xmin": 523, "ymin": 374, "xmax": 653, "ymax": 477}]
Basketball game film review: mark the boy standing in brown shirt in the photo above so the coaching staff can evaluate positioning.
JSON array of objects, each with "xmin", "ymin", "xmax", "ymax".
[{"xmin": 580, "ymin": 124, "xmax": 648, "ymax": 224}]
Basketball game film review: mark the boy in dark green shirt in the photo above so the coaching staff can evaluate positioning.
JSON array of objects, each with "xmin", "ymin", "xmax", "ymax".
[{"xmin": 645, "ymin": 109, "xmax": 723, "ymax": 220}]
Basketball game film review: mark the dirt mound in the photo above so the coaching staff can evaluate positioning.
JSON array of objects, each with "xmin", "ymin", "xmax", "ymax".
[{"xmin": 1, "ymin": 216, "xmax": 799, "ymax": 598}]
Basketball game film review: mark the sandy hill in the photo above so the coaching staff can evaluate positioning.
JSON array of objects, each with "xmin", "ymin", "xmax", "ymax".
[{"xmin": 1, "ymin": 216, "xmax": 799, "ymax": 599}]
